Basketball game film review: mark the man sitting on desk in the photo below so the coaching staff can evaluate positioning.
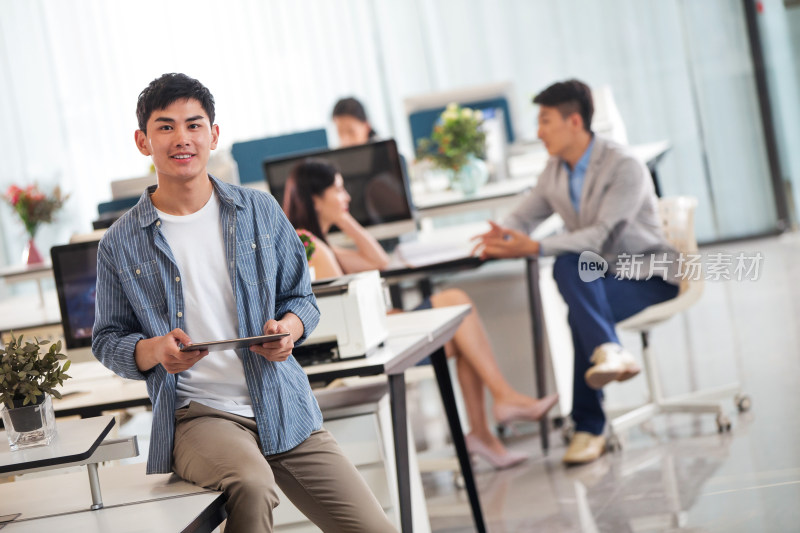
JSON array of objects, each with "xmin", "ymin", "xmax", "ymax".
[
  {"xmin": 474, "ymin": 79, "xmax": 680, "ymax": 465},
  {"xmin": 92, "ymin": 73, "xmax": 396, "ymax": 533}
]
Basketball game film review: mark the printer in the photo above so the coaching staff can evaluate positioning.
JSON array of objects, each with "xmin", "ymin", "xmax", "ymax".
[{"xmin": 295, "ymin": 270, "xmax": 388, "ymax": 366}]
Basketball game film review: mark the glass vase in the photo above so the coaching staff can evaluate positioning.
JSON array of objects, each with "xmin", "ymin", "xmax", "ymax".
[
  {"xmin": 1, "ymin": 395, "xmax": 57, "ymax": 450},
  {"xmin": 450, "ymin": 155, "xmax": 489, "ymax": 196},
  {"xmin": 21, "ymin": 237, "xmax": 45, "ymax": 266}
]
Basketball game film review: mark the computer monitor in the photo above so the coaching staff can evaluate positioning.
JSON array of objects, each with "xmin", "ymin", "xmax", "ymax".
[
  {"xmin": 263, "ymin": 139, "xmax": 416, "ymax": 241},
  {"xmin": 232, "ymin": 129, "xmax": 329, "ymax": 185},
  {"xmin": 404, "ymin": 81, "xmax": 516, "ymax": 150},
  {"xmin": 51, "ymin": 240, "xmax": 99, "ymax": 351}
]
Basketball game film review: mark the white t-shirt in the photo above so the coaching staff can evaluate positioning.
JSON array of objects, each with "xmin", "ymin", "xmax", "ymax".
[{"xmin": 155, "ymin": 190, "xmax": 254, "ymax": 417}]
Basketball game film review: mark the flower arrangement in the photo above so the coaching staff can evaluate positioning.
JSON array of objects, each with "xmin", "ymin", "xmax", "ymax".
[
  {"xmin": 3, "ymin": 184, "xmax": 68, "ymax": 239},
  {"xmin": 416, "ymin": 103, "xmax": 487, "ymax": 171},
  {"xmin": 297, "ymin": 229, "xmax": 316, "ymax": 262}
]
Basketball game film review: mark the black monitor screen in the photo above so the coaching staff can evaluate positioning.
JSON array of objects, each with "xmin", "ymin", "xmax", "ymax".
[
  {"xmin": 263, "ymin": 139, "xmax": 413, "ymax": 230},
  {"xmin": 51, "ymin": 241, "xmax": 99, "ymax": 349}
]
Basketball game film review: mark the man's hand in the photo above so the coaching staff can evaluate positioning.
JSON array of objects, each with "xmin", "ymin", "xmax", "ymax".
[
  {"xmin": 471, "ymin": 221, "xmax": 540, "ymax": 259},
  {"xmin": 134, "ymin": 328, "xmax": 208, "ymax": 374},
  {"xmin": 250, "ymin": 319, "xmax": 294, "ymax": 362}
]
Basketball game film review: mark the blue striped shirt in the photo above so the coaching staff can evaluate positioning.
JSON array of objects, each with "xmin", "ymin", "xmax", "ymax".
[{"xmin": 92, "ymin": 176, "xmax": 322, "ymax": 474}]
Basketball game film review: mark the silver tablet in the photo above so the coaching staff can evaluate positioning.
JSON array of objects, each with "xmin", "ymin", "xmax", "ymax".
[{"xmin": 180, "ymin": 333, "xmax": 290, "ymax": 352}]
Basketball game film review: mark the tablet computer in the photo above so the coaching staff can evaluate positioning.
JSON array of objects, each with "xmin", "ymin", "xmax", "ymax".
[{"xmin": 180, "ymin": 333, "xmax": 290, "ymax": 352}]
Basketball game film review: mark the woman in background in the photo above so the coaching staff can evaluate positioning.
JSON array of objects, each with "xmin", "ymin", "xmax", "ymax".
[
  {"xmin": 284, "ymin": 159, "xmax": 559, "ymax": 469},
  {"xmin": 332, "ymin": 97, "xmax": 377, "ymax": 147}
]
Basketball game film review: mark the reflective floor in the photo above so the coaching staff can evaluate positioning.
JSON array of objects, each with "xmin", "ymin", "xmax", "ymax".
[{"xmin": 421, "ymin": 233, "xmax": 800, "ymax": 532}]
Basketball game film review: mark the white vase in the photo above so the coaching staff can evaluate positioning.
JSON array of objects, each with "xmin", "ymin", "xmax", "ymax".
[{"xmin": 308, "ymin": 265, "xmax": 316, "ymax": 282}]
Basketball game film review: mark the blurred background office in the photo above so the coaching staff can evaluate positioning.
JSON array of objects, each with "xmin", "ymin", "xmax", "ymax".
[
  {"xmin": 2, "ymin": 1, "xmax": 800, "ymax": 531},
  {"xmin": 3, "ymin": 0, "xmax": 800, "ymax": 264}
]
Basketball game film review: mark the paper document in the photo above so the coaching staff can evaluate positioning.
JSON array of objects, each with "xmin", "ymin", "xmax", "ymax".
[{"xmin": 394, "ymin": 240, "xmax": 475, "ymax": 268}]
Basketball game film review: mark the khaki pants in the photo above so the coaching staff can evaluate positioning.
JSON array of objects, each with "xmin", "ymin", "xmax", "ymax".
[{"xmin": 173, "ymin": 402, "xmax": 397, "ymax": 533}]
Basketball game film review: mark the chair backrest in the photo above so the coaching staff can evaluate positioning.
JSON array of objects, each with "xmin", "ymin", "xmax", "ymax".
[
  {"xmin": 657, "ymin": 196, "xmax": 701, "ymax": 297},
  {"xmin": 658, "ymin": 196, "xmax": 698, "ymax": 254},
  {"xmin": 617, "ymin": 196, "xmax": 702, "ymax": 330},
  {"xmin": 231, "ymin": 129, "xmax": 329, "ymax": 185}
]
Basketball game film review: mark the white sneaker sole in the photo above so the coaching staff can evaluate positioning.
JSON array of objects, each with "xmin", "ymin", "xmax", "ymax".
[{"xmin": 584, "ymin": 365, "xmax": 641, "ymax": 390}]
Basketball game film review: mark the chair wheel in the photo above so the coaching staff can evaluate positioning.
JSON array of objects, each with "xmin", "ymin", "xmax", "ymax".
[
  {"xmin": 736, "ymin": 394, "xmax": 752, "ymax": 413},
  {"xmin": 607, "ymin": 434, "xmax": 623, "ymax": 452},
  {"xmin": 716, "ymin": 414, "xmax": 732, "ymax": 433}
]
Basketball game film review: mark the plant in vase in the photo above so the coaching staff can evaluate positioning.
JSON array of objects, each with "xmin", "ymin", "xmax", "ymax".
[
  {"xmin": 416, "ymin": 103, "xmax": 489, "ymax": 195},
  {"xmin": 3, "ymin": 183, "xmax": 68, "ymax": 265},
  {"xmin": 0, "ymin": 333, "xmax": 72, "ymax": 450},
  {"xmin": 297, "ymin": 229, "xmax": 317, "ymax": 280}
]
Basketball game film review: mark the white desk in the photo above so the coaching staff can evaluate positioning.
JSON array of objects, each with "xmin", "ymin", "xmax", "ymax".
[
  {"xmin": 303, "ymin": 305, "xmax": 484, "ymax": 533},
  {"xmin": 0, "ymin": 416, "xmax": 114, "ymax": 475},
  {"xmin": 0, "ymin": 462, "xmax": 225, "ymax": 532},
  {"xmin": 0, "ymin": 262, "xmax": 54, "ymax": 308},
  {"xmin": 12, "ymin": 307, "xmax": 477, "ymax": 532},
  {"xmin": 0, "ymin": 416, "xmax": 125, "ymax": 512},
  {"xmin": 52, "ymin": 361, "xmax": 150, "ymax": 418},
  {"xmin": 411, "ymin": 140, "xmax": 670, "ymax": 219},
  {"xmin": 0, "ymin": 290, "xmax": 62, "ymax": 334}
]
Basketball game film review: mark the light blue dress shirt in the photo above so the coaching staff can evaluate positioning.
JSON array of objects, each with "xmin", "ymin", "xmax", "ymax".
[
  {"xmin": 92, "ymin": 176, "xmax": 322, "ymax": 474},
  {"xmin": 564, "ymin": 136, "xmax": 595, "ymax": 213}
]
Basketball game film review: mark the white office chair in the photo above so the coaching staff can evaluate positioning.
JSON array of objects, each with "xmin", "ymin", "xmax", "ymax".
[{"xmin": 608, "ymin": 196, "xmax": 750, "ymax": 448}]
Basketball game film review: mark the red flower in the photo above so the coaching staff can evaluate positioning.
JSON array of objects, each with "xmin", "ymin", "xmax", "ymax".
[{"xmin": 2, "ymin": 183, "xmax": 68, "ymax": 237}]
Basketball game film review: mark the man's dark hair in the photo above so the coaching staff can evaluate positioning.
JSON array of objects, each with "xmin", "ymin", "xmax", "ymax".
[
  {"xmin": 533, "ymin": 79, "xmax": 593, "ymax": 132},
  {"xmin": 136, "ymin": 73, "xmax": 215, "ymax": 133}
]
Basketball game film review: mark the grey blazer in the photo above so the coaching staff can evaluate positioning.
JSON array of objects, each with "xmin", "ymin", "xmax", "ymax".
[{"xmin": 504, "ymin": 136, "xmax": 679, "ymax": 284}]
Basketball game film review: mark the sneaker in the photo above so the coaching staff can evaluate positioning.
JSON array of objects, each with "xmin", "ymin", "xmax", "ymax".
[
  {"xmin": 563, "ymin": 431, "xmax": 606, "ymax": 465},
  {"xmin": 584, "ymin": 342, "xmax": 640, "ymax": 390}
]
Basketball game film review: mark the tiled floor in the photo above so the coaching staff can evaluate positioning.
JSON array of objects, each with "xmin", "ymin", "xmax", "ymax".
[{"xmin": 420, "ymin": 233, "xmax": 800, "ymax": 532}]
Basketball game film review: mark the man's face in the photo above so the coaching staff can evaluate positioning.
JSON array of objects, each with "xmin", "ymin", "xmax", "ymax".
[
  {"xmin": 135, "ymin": 98, "xmax": 219, "ymax": 184},
  {"xmin": 537, "ymin": 106, "xmax": 579, "ymax": 158}
]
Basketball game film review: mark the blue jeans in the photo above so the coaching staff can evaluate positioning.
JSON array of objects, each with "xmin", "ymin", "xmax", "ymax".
[{"xmin": 552, "ymin": 254, "xmax": 679, "ymax": 435}]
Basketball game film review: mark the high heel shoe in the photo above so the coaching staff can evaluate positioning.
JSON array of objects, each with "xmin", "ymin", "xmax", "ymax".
[
  {"xmin": 492, "ymin": 393, "xmax": 559, "ymax": 425},
  {"xmin": 464, "ymin": 433, "xmax": 528, "ymax": 470}
]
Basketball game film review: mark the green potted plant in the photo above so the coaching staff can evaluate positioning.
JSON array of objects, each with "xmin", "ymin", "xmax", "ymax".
[
  {"xmin": 0, "ymin": 333, "xmax": 72, "ymax": 450},
  {"xmin": 416, "ymin": 103, "xmax": 489, "ymax": 195}
]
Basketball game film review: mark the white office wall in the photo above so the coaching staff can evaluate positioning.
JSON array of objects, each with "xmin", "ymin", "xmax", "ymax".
[
  {"xmin": 0, "ymin": 0, "xmax": 787, "ymax": 267},
  {"xmin": 374, "ymin": 0, "xmax": 779, "ymax": 242},
  {"xmin": 0, "ymin": 0, "xmax": 389, "ymax": 264}
]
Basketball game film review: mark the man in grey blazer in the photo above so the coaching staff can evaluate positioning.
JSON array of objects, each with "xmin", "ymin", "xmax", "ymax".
[{"xmin": 475, "ymin": 80, "xmax": 680, "ymax": 465}]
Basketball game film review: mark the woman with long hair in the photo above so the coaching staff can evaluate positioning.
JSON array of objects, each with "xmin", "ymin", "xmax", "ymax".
[{"xmin": 283, "ymin": 158, "xmax": 559, "ymax": 469}]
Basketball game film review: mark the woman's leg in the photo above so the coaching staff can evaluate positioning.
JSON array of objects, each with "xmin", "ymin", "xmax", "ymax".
[
  {"xmin": 430, "ymin": 289, "xmax": 545, "ymax": 407},
  {"xmin": 431, "ymin": 289, "xmax": 557, "ymax": 426}
]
